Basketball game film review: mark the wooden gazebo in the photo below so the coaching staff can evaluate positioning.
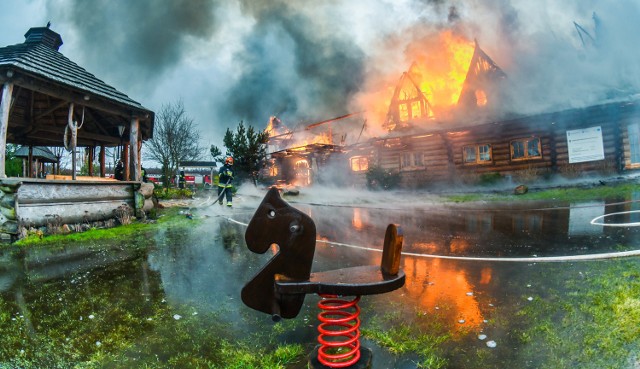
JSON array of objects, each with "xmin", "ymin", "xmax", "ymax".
[
  {"xmin": 0, "ymin": 24, "xmax": 154, "ymax": 181},
  {"xmin": 0, "ymin": 25, "xmax": 156, "ymax": 241},
  {"xmin": 14, "ymin": 145, "xmax": 59, "ymax": 177}
]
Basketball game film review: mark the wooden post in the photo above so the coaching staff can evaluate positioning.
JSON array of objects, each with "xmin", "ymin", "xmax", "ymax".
[
  {"xmin": 123, "ymin": 142, "xmax": 130, "ymax": 181},
  {"xmin": 0, "ymin": 82, "xmax": 14, "ymax": 178},
  {"xmin": 130, "ymin": 117, "xmax": 140, "ymax": 181},
  {"xmin": 381, "ymin": 224, "xmax": 403, "ymax": 276},
  {"xmin": 88, "ymin": 146, "xmax": 94, "ymax": 177},
  {"xmin": 138, "ymin": 140, "xmax": 142, "ymax": 177},
  {"xmin": 68, "ymin": 103, "xmax": 77, "ymax": 180},
  {"xmin": 28, "ymin": 146, "xmax": 33, "ymax": 177},
  {"xmin": 100, "ymin": 145, "xmax": 106, "ymax": 177}
]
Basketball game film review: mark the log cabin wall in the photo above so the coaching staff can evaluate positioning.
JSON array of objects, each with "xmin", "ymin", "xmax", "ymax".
[
  {"xmin": 343, "ymin": 100, "xmax": 640, "ymax": 189},
  {"xmin": 550, "ymin": 103, "xmax": 622, "ymax": 176},
  {"xmin": 343, "ymin": 146, "xmax": 374, "ymax": 188},
  {"xmin": 448, "ymin": 117, "xmax": 555, "ymax": 183},
  {"xmin": 617, "ymin": 102, "xmax": 640, "ymax": 171}
]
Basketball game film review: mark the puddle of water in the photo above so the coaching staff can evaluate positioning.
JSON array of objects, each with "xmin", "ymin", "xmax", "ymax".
[{"xmin": 301, "ymin": 197, "xmax": 640, "ymax": 258}]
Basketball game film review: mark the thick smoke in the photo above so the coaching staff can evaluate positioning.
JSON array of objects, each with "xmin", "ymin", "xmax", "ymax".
[
  {"xmin": 43, "ymin": 0, "xmax": 640, "ymax": 142},
  {"xmin": 48, "ymin": 0, "xmax": 219, "ymax": 84},
  {"xmin": 226, "ymin": 1, "xmax": 366, "ymax": 125}
]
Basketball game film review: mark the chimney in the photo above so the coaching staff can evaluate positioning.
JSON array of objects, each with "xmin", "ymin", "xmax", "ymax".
[{"xmin": 24, "ymin": 23, "xmax": 63, "ymax": 51}]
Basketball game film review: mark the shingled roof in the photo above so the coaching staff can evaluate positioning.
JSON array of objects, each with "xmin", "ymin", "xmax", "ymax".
[
  {"xmin": 14, "ymin": 145, "xmax": 57, "ymax": 163},
  {"xmin": 0, "ymin": 25, "xmax": 154, "ymax": 147}
]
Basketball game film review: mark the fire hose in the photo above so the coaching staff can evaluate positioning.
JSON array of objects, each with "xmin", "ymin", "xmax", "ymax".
[
  {"xmin": 219, "ymin": 216, "xmax": 640, "ymax": 263},
  {"xmin": 213, "ymin": 178, "xmax": 232, "ymax": 204}
]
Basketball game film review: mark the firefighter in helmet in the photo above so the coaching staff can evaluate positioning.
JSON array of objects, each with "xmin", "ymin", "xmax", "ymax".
[{"xmin": 218, "ymin": 156, "xmax": 235, "ymax": 207}]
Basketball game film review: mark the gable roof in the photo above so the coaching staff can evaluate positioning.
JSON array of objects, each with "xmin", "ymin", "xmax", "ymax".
[
  {"xmin": 384, "ymin": 65, "xmax": 434, "ymax": 131},
  {"xmin": 14, "ymin": 145, "xmax": 58, "ymax": 163},
  {"xmin": 457, "ymin": 40, "xmax": 507, "ymax": 109}
]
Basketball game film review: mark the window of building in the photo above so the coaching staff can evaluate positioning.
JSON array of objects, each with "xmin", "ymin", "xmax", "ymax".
[
  {"xmin": 350, "ymin": 156, "xmax": 369, "ymax": 172},
  {"xmin": 463, "ymin": 144, "xmax": 492, "ymax": 164},
  {"xmin": 413, "ymin": 152, "xmax": 424, "ymax": 167},
  {"xmin": 399, "ymin": 103, "xmax": 409, "ymax": 122},
  {"xmin": 475, "ymin": 90, "xmax": 487, "ymax": 106},
  {"xmin": 400, "ymin": 152, "xmax": 425, "ymax": 170},
  {"xmin": 510, "ymin": 137, "xmax": 541, "ymax": 160},
  {"xmin": 411, "ymin": 101, "xmax": 422, "ymax": 119}
]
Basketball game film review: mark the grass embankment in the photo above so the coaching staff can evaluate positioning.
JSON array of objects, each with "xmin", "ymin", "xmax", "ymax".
[
  {"xmin": 12, "ymin": 207, "xmax": 195, "ymax": 248},
  {"xmin": 446, "ymin": 182, "xmax": 640, "ymax": 203},
  {"xmin": 510, "ymin": 260, "xmax": 640, "ymax": 369}
]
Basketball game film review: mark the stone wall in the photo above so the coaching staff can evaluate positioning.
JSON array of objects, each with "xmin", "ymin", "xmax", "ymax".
[{"xmin": 0, "ymin": 178, "xmax": 155, "ymax": 242}]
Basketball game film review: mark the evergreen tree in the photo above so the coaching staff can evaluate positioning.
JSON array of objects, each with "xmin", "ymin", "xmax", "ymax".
[
  {"xmin": 5, "ymin": 144, "xmax": 22, "ymax": 177},
  {"xmin": 210, "ymin": 121, "xmax": 269, "ymax": 185}
]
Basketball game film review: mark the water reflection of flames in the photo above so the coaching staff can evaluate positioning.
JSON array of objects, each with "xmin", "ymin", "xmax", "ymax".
[
  {"xmin": 479, "ymin": 267, "xmax": 492, "ymax": 284},
  {"xmin": 403, "ymin": 257, "xmax": 485, "ymax": 329},
  {"xmin": 412, "ymin": 241, "xmax": 439, "ymax": 252},
  {"xmin": 449, "ymin": 238, "xmax": 469, "ymax": 254},
  {"xmin": 352, "ymin": 208, "xmax": 364, "ymax": 230}
]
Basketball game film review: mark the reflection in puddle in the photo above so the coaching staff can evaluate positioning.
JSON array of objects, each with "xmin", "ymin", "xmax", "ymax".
[
  {"xmin": 569, "ymin": 201, "xmax": 605, "ymax": 235},
  {"xmin": 403, "ymin": 257, "xmax": 485, "ymax": 329},
  {"xmin": 305, "ymin": 198, "xmax": 640, "ymax": 258}
]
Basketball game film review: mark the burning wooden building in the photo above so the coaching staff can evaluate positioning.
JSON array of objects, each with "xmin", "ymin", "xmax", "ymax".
[{"xmin": 263, "ymin": 27, "xmax": 640, "ymax": 189}]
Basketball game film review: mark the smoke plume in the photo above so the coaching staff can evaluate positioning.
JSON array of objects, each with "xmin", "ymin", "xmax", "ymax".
[{"xmin": 43, "ymin": 0, "xmax": 640, "ymax": 143}]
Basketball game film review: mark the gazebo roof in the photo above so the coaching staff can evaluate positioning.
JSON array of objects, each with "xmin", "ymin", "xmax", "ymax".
[
  {"xmin": 14, "ymin": 145, "xmax": 57, "ymax": 163},
  {"xmin": 0, "ymin": 25, "xmax": 154, "ymax": 148}
]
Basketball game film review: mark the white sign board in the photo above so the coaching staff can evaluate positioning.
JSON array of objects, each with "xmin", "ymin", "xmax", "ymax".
[{"xmin": 566, "ymin": 126, "xmax": 605, "ymax": 164}]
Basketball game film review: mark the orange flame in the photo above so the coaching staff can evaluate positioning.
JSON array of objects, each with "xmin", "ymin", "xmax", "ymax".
[
  {"xmin": 357, "ymin": 30, "xmax": 475, "ymax": 129},
  {"xmin": 403, "ymin": 31, "xmax": 474, "ymax": 114}
]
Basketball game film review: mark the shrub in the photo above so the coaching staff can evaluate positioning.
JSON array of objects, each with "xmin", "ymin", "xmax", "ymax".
[
  {"xmin": 153, "ymin": 187, "xmax": 194, "ymax": 200},
  {"xmin": 366, "ymin": 166, "xmax": 400, "ymax": 190},
  {"xmin": 477, "ymin": 172, "xmax": 503, "ymax": 186}
]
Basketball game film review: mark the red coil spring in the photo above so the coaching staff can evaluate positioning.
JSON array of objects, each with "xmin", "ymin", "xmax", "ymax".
[{"xmin": 317, "ymin": 294, "xmax": 362, "ymax": 368}]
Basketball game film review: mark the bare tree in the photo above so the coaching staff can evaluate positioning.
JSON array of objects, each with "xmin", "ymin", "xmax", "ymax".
[
  {"xmin": 48, "ymin": 146, "xmax": 69, "ymax": 174},
  {"xmin": 143, "ymin": 100, "xmax": 203, "ymax": 187}
]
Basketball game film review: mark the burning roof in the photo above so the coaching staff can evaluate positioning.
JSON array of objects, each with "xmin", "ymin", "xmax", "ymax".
[
  {"xmin": 264, "ymin": 32, "xmax": 508, "ymax": 152},
  {"xmin": 383, "ymin": 36, "xmax": 507, "ymax": 132}
]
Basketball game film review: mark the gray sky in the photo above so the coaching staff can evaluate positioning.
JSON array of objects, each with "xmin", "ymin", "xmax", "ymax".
[{"xmin": 2, "ymin": 0, "xmax": 639, "ymax": 158}]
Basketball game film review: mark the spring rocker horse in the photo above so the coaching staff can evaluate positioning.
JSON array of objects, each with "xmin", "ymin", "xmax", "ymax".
[{"xmin": 242, "ymin": 187, "xmax": 405, "ymax": 369}]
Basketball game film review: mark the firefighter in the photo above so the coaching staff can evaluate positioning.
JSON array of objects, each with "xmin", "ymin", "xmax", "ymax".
[
  {"xmin": 178, "ymin": 170, "xmax": 186, "ymax": 189},
  {"xmin": 218, "ymin": 156, "xmax": 234, "ymax": 207}
]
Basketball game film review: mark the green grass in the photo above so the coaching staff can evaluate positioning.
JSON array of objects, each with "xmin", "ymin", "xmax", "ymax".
[
  {"xmin": 445, "ymin": 182, "xmax": 640, "ymax": 203},
  {"xmin": 362, "ymin": 310, "xmax": 450, "ymax": 368},
  {"xmin": 12, "ymin": 207, "xmax": 198, "ymax": 248},
  {"xmin": 509, "ymin": 260, "xmax": 640, "ymax": 369}
]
